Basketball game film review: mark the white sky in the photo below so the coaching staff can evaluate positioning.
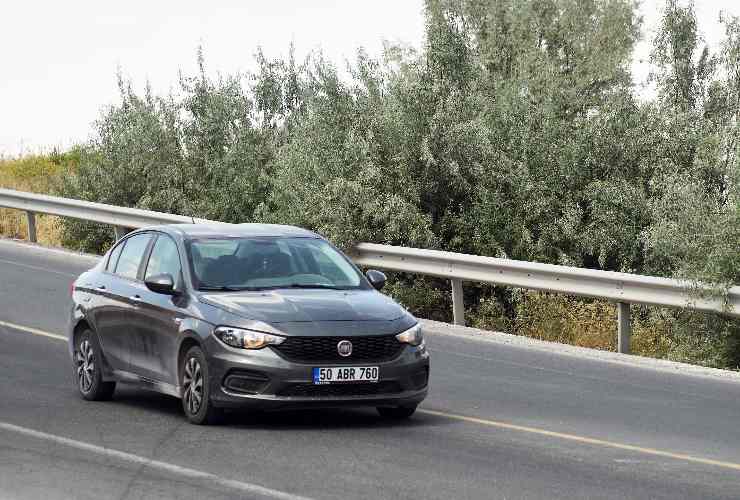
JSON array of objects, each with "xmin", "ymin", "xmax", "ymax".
[{"xmin": 0, "ymin": 0, "xmax": 737, "ymax": 156}]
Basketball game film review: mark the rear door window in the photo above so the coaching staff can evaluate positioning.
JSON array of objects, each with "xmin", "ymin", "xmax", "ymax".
[
  {"xmin": 114, "ymin": 234, "xmax": 152, "ymax": 280},
  {"xmin": 106, "ymin": 242, "xmax": 125, "ymax": 272}
]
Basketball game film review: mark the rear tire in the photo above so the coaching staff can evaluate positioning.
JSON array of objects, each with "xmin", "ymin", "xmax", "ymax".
[
  {"xmin": 180, "ymin": 346, "xmax": 222, "ymax": 425},
  {"xmin": 74, "ymin": 329, "xmax": 115, "ymax": 401},
  {"xmin": 377, "ymin": 405, "xmax": 417, "ymax": 419}
]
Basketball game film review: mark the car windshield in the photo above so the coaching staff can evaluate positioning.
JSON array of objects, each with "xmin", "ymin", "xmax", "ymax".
[{"xmin": 186, "ymin": 237, "xmax": 366, "ymax": 291}]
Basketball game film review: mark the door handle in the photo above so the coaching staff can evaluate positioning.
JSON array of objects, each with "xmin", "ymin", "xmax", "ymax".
[
  {"xmin": 96, "ymin": 285, "xmax": 106, "ymax": 290},
  {"xmin": 130, "ymin": 295, "xmax": 142, "ymax": 302}
]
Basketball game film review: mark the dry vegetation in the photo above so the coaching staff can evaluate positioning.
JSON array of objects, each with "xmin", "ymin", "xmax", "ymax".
[
  {"xmin": 0, "ymin": 151, "xmax": 78, "ymax": 246},
  {"xmin": 472, "ymin": 291, "xmax": 673, "ymax": 357}
]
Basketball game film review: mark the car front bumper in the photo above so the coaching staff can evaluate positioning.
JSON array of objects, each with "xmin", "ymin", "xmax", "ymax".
[{"xmin": 204, "ymin": 335, "xmax": 430, "ymax": 410}]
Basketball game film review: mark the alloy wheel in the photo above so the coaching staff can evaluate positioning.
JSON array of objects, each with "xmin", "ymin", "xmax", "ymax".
[
  {"xmin": 183, "ymin": 357, "xmax": 204, "ymax": 415},
  {"xmin": 76, "ymin": 339, "xmax": 95, "ymax": 393}
]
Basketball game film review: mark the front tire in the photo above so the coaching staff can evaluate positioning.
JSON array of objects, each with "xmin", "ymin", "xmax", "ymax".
[
  {"xmin": 377, "ymin": 405, "xmax": 417, "ymax": 419},
  {"xmin": 180, "ymin": 346, "xmax": 222, "ymax": 425},
  {"xmin": 74, "ymin": 329, "xmax": 115, "ymax": 401}
]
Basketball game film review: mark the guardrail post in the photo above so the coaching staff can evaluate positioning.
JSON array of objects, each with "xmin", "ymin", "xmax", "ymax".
[
  {"xmin": 451, "ymin": 278, "xmax": 465, "ymax": 326},
  {"xmin": 617, "ymin": 302, "xmax": 631, "ymax": 354},
  {"xmin": 113, "ymin": 226, "xmax": 127, "ymax": 241},
  {"xmin": 26, "ymin": 211, "xmax": 37, "ymax": 243}
]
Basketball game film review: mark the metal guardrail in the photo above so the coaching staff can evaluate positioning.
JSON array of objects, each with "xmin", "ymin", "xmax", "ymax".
[
  {"xmin": 351, "ymin": 243, "xmax": 740, "ymax": 352},
  {"xmin": 1, "ymin": 187, "xmax": 738, "ymax": 354},
  {"xmin": 0, "ymin": 188, "xmax": 212, "ymax": 240}
]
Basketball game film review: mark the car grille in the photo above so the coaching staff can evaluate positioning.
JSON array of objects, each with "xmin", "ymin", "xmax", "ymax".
[
  {"xmin": 272, "ymin": 335, "xmax": 404, "ymax": 363},
  {"xmin": 277, "ymin": 381, "xmax": 403, "ymax": 398}
]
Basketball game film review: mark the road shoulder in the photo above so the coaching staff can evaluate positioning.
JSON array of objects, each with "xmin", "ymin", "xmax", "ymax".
[{"xmin": 422, "ymin": 318, "xmax": 740, "ymax": 382}]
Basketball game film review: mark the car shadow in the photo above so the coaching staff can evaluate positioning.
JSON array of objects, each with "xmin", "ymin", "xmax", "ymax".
[
  {"xmin": 223, "ymin": 407, "xmax": 443, "ymax": 431},
  {"xmin": 106, "ymin": 386, "xmax": 184, "ymax": 417},
  {"xmin": 106, "ymin": 386, "xmax": 450, "ymax": 430}
]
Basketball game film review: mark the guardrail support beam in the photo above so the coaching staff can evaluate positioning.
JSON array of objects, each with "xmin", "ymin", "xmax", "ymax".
[
  {"xmin": 113, "ymin": 226, "xmax": 127, "ymax": 241},
  {"xmin": 617, "ymin": 302, "xmax": 631, "ymax": 354},
  {"xmin": 451, "ymin": 278, "xmax": 465, "ymax": 326},
  {"xmin": 26, "ymin": 211, "xmax": 37, "ymax": 243}
]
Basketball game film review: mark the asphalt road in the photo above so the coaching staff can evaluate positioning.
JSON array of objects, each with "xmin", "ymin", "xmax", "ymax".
[{"xmin": 1, "ymin": 238, "xmax": 739, "ymax": 499}]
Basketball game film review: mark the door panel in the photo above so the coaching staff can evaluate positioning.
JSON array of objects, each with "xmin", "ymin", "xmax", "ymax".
[
  {"xmin": 130, "ymin": 290, "xmax": 184, "ymax": 383},
  {"xmin": 87, "ymin": 274, "xmax": 129, "ymax": 370},
  {"xmin": 128, "ymin": 234, "xmax": 185, "ymax": 383},
  {"xmin": 94, "ymin": 233, "xmax": 152, "ymax": 373}
]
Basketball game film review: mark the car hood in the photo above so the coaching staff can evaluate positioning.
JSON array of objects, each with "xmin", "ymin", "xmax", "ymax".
[{"xmin": 198, "ymin": 289, "xmax": 406, "ymax": 324}]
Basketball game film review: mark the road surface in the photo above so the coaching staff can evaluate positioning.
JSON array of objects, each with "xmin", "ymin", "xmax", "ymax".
[{"xmin": 0, "ymin": 238, "xmax": 739, "ymax": 499}]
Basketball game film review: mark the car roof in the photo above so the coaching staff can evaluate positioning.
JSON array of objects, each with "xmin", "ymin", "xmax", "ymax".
[{"xmin": 142, "ymin": 223, "xmax": 322, "ymax": 239}]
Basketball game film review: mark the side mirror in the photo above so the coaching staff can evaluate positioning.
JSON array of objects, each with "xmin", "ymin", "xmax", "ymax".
[
  {"xmin": 365, "ymin": 270, "xmax": 387, "ymax": 291},
  {"xmin": 145, "ymin": 273, "xmax": 176, "ymax": 295}
]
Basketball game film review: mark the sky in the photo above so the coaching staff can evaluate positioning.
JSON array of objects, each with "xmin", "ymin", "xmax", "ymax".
[{"xmin": 0, "ymin": 0, "xmax": 738, "ymax": 157}]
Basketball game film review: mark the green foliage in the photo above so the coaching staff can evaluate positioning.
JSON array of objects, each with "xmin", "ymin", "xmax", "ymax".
[
  {"xmin": 383, "ymin": 274, "xmax": 452, "ymax": 323},
  {"xmin": 257, "ymin": 52, "xmax": 440, "ymax": 250},
  {"xmin": 52, "ymin": 0, "xmax": 740, "ymax": 367},
  {"xmin": 470, "ymin": 294, "xmax": 512, "ymax": 333}
]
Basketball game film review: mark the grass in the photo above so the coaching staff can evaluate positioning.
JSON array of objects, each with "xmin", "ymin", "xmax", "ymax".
[
  {"xmin": 468, "ymin": 290, "xmax": 739, "ymax": 369},
  {"xmin": 472, "ymin": 292, "xmax": 622, "ymax": 350},
  {"xmin": 509, "ymin": 292, "xmax": 672, "ymax": 357},
  {"xmin": 0, "ymin": 150, "xmax": 80, "ymax": 246}
]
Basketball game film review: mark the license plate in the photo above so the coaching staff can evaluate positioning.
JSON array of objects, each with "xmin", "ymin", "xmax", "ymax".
[{"xmin": 313, "ymin": 366, "xmax": 379, "ymax": 385}]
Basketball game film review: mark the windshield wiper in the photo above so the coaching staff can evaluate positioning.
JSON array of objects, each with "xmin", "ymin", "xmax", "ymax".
[
  {"xmin": 199, "ymin": 283, "xmax": 345, "ymax": 292},
  {"xmin": 198, "ymin": 285, "xmax": 243, "ymax": 291},
  {"xmin": 279, "ymin": 283, "xmax": 344, "ymax": 290},
  {"xmin": 198, "ymin": 285, "xmax": 266, "ymax": 292}
]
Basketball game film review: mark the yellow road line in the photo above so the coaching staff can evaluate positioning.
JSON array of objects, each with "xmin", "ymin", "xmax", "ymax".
[
  {"xmin": 419, "ymin": 409, "xmax": 740, "ymax": 472},
  {"xmin": 0, "ymin": 320, "xmax": 66, "ymax": 341}
]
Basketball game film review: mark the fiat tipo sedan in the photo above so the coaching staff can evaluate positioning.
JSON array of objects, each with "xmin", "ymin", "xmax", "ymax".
[{"xmin": 69, "ymin": 224, "xmax": 429, "ymax": 424}]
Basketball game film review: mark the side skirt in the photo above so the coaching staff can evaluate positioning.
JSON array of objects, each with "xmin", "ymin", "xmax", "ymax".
[{"xmin": 112, "ymin": 369, "xmax": 181, "ymax": 398}]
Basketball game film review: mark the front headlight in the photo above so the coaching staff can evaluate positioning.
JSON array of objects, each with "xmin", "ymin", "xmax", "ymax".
[
  {"xmin": 214, "ymin": 326, "xmax": 285, "ymax": 350},
  {"xmin": 395, "ymin": 323, "xmax": 424, "ymax": 346}
]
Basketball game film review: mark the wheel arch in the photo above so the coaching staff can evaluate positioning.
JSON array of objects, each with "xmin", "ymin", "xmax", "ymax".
[
  {"xmin": 71, "ymin": 318, "xmax": 93, "ymax": 346},
  {"xmin": 71, "ymin": 319, "xmax": 115, "ymax": 380},
  {"xmin": 177, "ymin": 333, "xmax": 203, "ymax": 379}
]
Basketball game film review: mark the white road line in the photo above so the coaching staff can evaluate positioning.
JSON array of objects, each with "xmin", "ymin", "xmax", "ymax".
[
  {"xmin": 0, "ymin": 421, "xmax": 313, "ymax": 500},
  {"xmin": 0, "ymin": 257, "xmax": 78, "ymax": 277},
  {"xmin": 0, "ymin": 238, "xmax": 100, "ymax": 263},
  {"xmin": 0, "ymin": 320, "xmax": 66, "ymax": 341}
]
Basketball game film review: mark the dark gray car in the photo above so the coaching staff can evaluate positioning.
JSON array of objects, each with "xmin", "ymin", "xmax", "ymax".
[{"xmin": 68, "ymin": 224, "xmax": 429, "ymax": 424}]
